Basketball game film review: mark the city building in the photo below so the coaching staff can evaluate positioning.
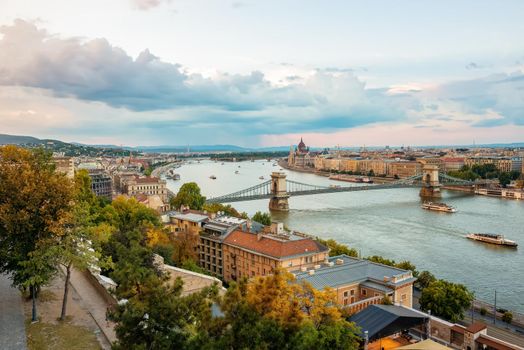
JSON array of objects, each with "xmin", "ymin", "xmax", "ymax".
[
  {"xmin": 165, "ymin": 210, "xmax": 210, "ymax": 236},
  {"xmin": 53, "ymin": 156, "xmax": 75, "ymax": 178},
  {"xmin": 198, "ymin": 216, "xmax": 249, "ymax": 279},
  {"xmin": 288, "ymin": 138, "xmax": 315, "ymax": 168},
  {"xmin": 222, "ymin": 229, "xmax": 329, "ymax": 282},
  {"xmin": 123, "ymin": 175, "xmax": 168, "ymax": 202},
  {"xmin": 441, "ymin": 157, "xmax": 465, "ymax": 172},
  {"xmin": 464, "ymin": 157, "xmax": 514, "ymax": 172},
  {"xmin": 294, "ymin": 254, "xmax": 415, "ymax": 313},
  {"xmin": 388, "ymin": 161, "xmax": 422, "ymax": 178},
  {"xmin": 88, "ymin": 170, "xmax": 113, "ymax": 200}
]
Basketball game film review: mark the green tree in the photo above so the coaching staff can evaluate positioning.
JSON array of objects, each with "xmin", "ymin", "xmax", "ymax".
[
  {"xmin": 419, "ymin": 280, "xmax": 474, "ymax": 322},
  {"xmin": 170, "ymin": 182, "xmax": 206, "ymax": 211},
  {"xmin": 502, "ymin": 311, "xmax": 513, "ymax": 324},
  {"xmin": 498, "ymin": 172, "xmax": 511, "ymax": 187},
  {"xmin": 202, "ymin": 202, "xmax": 248, "ymax": 219},
  {"xmin": 416, "ymin": 271, "xmax": 436, "ymax": 290},
  {"xmin": 316, "ymin": 238, "xmax": 358, "ymax": 257},
  {"xmin": 252, "ymin": 211, "xmax": 272, "ymax": 226},
  {"xmin": 0, "ymin": 146, "xmax": 74, "ymax": 320}
]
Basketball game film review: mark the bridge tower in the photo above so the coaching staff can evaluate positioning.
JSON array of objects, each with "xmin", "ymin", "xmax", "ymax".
[
  {"xmin": 419, "ymin": 164, "xmax": 442, "ymax": 198},
  {"xmin": 269, "ymin": 172, "xmax": 289, "ymax": 211}
]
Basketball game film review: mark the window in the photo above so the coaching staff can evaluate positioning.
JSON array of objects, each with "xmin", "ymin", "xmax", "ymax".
[
  {"xmin": 350, "ymin": 297, "xmax": 355, "ymax": 303},
  {"xmin": 350, "ymin": 290, "xmax": 355, "ymax": 296},
  {"xmin": 401, "ymin": 294, "xmax": 407, "ymax": 300},
  {"xmin": 344, "ymin": 299, "xmax": 348, "ymax": 305},
  {"xmin": 362, "ymin": 289, "xmax": 367, "ymax": 296},
  {"xmin": 343, "ymin": 291, "xmax": 348, "ymax": 297},
  {"xmin": 374, "ymin": 293, "xmax": 379, "ymax": 297}
]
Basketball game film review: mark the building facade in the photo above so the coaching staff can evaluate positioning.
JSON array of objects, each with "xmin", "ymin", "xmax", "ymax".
[
  {"xmin": 294, "ymin": 254, "xmax": 416, "ymax": 313},
  {"xmin": 387, "ymin": 161, "xmax": 422, "ymax": 178},
  {"xmin": 124, "ymin": 175, "xmax": 168, "ymax": 202},
  {"xmin": 288, "ymin": 138, "xmax": 314, "ymax": 168},
  {"xmin": 88, "ymin": 170, "xmax": 113, "ymax": 200},
  {"xmin": 222, "ymin": 230, "xmax": 329, "ymax": 282}
]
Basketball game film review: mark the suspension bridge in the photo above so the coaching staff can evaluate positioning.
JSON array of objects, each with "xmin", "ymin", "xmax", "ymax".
[{"xmin": 206, "ymin": 164, "xmax": 486, "ymax": 211}]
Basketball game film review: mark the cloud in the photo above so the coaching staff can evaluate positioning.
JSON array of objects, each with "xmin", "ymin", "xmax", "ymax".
[
  {"xmin": 0, "ymin": 20, "xmax": 409, "ymax": 130},
  {"xmin": 131, "ymin": 0, "xmax": 170, "ymax": 11}
]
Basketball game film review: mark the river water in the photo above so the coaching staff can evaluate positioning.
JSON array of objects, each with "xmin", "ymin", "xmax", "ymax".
[{"xmin": 165, "ymin": 159, "xmax": 524, "ymax": 312}]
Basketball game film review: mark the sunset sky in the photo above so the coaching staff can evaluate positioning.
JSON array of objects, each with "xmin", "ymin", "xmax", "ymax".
[{"xmin": 1, "ymin": 0, "xmax": 523, "ymax": 147}]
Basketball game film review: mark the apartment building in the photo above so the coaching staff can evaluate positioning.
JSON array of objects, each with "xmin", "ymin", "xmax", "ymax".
[
  {"xmin": 387, "ymin": 161, "xmax": 422, "ymax": 178},
  {"xmin": 441, "ymin": 157, "xmax": 465, "ymax": 172},
  {"xmin": 123, "ymin": 175, "xmax": 168, "ymax": 202},
  {"xmin": 222, "ymin": 230, "xmax": 329, "ymax": 282},
  {"xmin": 88, "ymin": 170, "xmax": 113, "ymax": 200},
  {"xmin": 53, "ymin": 156, "xmax": 75, "ymax": 178},
  {"xmin": 464, "ymin": 157, "xmax": 514, "ymax": 172},
  {"xmin": 294, "ymin": 254, "xmax": 416, "ymax": 313}
]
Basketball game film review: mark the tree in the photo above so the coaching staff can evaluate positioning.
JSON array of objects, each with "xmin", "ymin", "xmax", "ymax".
[
  {"xmin": 0, "ymin": 146, "xmax": 74, "ymax": 320},
  {"xmin": 252, "ymin": 211, "xmax": 272, "ymax": 226},
  {"xmin": 316, "ymin": 238, "xmax": 358, "ymax": 257},
  {"xmin": 202, "ymin": 203, "xmax": 248, "ymax": 219},
  {"xmin": 366, "ymin": 256, "xmax": 418, "ymax": 277},
  {"xmin": 209, "ymin": 270, "xmax": 361, "ymax": 349},
  {"xmin": 416, "ymin": 271, "xmax": 436, "ymax": 290},
  {"xmin": 498, "ymin": 172, "xmax": 511, "ymax": 188},
  {"xmin": 171, "ymin": 182, "xmax": 206, "ymax": 210},
  {"xmin": 502, "ymin": 311, "xmax": 513, "ymax": 324},
  {"xmin": 419, "ymin": 280, "xmax": 474, "ymax": 322}
]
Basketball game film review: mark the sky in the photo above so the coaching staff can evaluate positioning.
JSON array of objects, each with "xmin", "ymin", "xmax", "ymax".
[{"xmin": 0, "ymin": 0, "xmax": 523, "ymax": 147}]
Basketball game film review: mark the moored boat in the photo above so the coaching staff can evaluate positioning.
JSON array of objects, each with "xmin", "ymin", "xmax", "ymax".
[
  {"xmin": 210, "ymin": 175, "xmax": 217, "ymax": 179},
  {"xmin": 421, "ymin": 202, "xmax": 456, "ymax": 213},
  {"xmin": 466, "ymin": 233, "xmax": 518, "ymax": 247}
]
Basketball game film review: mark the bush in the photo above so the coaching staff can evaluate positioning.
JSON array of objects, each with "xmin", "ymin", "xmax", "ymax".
[
  {"xmin": 502, "ymin": 311, "xmax": 513, "ymax": 324},
  {"xmin": 480, "ymin": 307, "xmax": 487, "ymax": 316}
]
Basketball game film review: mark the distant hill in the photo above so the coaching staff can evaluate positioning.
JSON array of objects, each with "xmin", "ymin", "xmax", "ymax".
[{"xmin": 0, "ymin": 133, "xmax": 47, "ymax": 145}]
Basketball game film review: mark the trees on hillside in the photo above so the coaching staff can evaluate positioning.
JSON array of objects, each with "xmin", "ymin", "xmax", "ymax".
[
  {"xmin": 316, "ymin": 238, "xmax": 358, "ymax": 257},
  {"xmin": 0, "ymin": 146, "xmax": 74, "ymax": 320},
  {"xmin": 170, "ymin": 182, "xmax": 206, "ymax": 210}
]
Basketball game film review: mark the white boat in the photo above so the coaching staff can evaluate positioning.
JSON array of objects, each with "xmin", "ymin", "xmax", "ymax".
[
  {"xmin": 466, "ymin": 233, "xmax": 518, "ymax": 247},
  {"xmin": 259, "ymin": 176, "xmax": 264, "ymax": 180},
  {"xmin": 421, "ymin": 202, "xmax": 456, "ymax": 213},
  {"xmin": 235, "ymin": 171, "xmax": 239, "ymax": 174}
]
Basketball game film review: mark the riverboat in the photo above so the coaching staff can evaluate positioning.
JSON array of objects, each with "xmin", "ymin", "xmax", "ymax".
[
  {"xmin": 259, "ymin": 176, "xmax": 264, "ymax": 180},
  {"xmin": 173, "ymin": 174, "xmax": 180, "ymax": 180},
  {"xmin": 421, "ymin": 202, "xmax": 456, "ymax": 213},
  {"xmin": 235, "ymin": 171, "xmax": 239, "ymax": 174},
  {"xmin": 210, "ymin": 175, "xmax": 217, "ymax": 180},
  {"xmin": 466, "ymin": 233, "xmax": 518, "ymax": 247}
]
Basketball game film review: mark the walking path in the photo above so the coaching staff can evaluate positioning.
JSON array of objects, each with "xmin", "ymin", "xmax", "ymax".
[
  {"xmin": 0, "ymin": 274, "xmax": 28, "ymax": 350},
  {"xmin": 66, "ymin": 268, "xmax": 117, "ymax": 345}
]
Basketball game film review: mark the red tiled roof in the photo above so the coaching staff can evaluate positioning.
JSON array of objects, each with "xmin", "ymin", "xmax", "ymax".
[
  {"xmin": 466, "ymin": 322, "xmax": 487, "ymax": 333},
  {"xmin": 223, "ymin": 230, "xmax": 328, "ymax": 259}
]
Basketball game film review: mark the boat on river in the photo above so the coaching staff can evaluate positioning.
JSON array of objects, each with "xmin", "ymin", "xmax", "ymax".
[
  {"xmin": 421, "ymin": 202, "xmax": 456, "ymax": 213},
  {"xmin": 259, "ymin": 176, "xmax": 264, "ymax": 180},
  {"xmin": 210, "ymin": 175, "xmax": 217, "ymax": 180},
  {"xmin": 235, "ymin": 171, "xmax": 239, "ymax": 174},
  {"xmin": 466, "ymin": 233, "xmax": 518, "ymax": 247}
]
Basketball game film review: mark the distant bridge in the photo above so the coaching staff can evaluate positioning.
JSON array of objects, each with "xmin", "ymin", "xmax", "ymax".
[{"xmin": 206, "ymin": 165, "xmax": 486, "ymax": 211}]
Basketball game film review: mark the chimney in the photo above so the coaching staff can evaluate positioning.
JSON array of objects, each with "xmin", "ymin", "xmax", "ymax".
[
  {"xmin": 257, "ymin": 232, "xmax": 263, "ymax": 241},
  {"xmin": 335, "ymin": 258, "xmax": 344, "ymax": 265}
]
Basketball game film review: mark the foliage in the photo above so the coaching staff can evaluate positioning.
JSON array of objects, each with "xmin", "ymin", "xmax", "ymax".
[
  {"xmin": 416, "ymin": 271, "xmax": 437, "ymax": 290},
  {"xmin": 143, "ymin": 167, "xmax": 152, "ymax": 176},
  {"xmin": 480, "ymin": 307, "xmax": 487, "ymax": 316},
  {"xmin": 316, "ymin": 238, "xmax": 358, "ymax": 257},
  {"xmin": 382, "ymin": 295, "xmax": 393, "ymax": 305},
  {"xmin": 449, "ymin": 164, "xmax": 521, "ymax": 186},
  {"xmin": 170, "ymin": 182, "xmax": 206, "ymax": 211},
  {"xmin": 26, "ymin": 320, "xmax": 102, "ymax": 350},
  {"xmin": 109, "ymin": 272, "xmax": 218, "ymax": 350},
  {"xmin": 99, "ymin": 196, "xmax": 160, "ymax": 233},
  {"xmin": 0, "ymin": 146, "xmax": 74, "ymax": 320},
  {"xmin": 419, "ymin": 280, "xmax": 474, "ymax": 322},
  {"xmin": 202, "ymin": 202, "xmax": 249, "ymax": 219},
  {"xmin": 502, "ymin": 311, "xmax": 513, "ymax": 324},
  {"xmin": 366, "ymin": 255, "xmax": 419, "ymax": 277},
  {"xmin": 180, "ymin": 259, "xmax": 209, "ymax": 275},
  {"xmin": 252, "ymin": 211, "xmax": 272, "ymax": 226},
  {"xmin": 195, "ymin": 270, "xmax": 361, "ymax": 349}
]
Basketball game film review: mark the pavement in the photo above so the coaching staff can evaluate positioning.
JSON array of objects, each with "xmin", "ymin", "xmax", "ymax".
[
  {"xmin": 65, "ymin": 267, "xmax": 117, "ymax": 346},
  {"xmin": 0, "ymin": 274, "xmax": 28, "ymax": 350}
]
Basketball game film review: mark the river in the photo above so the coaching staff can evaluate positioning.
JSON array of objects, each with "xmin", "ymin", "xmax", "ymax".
[{"xmin": 165, "ymin": 159, "xmax": 524, "ymax": 313}]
